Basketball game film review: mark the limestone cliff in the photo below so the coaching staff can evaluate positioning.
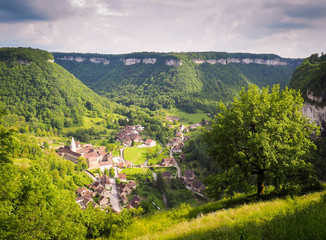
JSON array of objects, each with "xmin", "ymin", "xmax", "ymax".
[{"xmin": 290, "ymin": 54, "xmax": 326, "ymax": 134}]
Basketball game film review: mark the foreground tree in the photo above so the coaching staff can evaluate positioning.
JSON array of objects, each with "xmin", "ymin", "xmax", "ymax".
[{"xmin": 206, "ymin": 85, "xmax": 319, "ymax": 196}]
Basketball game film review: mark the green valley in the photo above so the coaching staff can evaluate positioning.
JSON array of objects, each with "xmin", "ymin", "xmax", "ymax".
[
  {"xmin": 53, "ymin": 51, "xmax": 302, "ymax": 113},
  {"xmin": 2, "ymin": 47, "xmax": 326, "ymax": 240}
]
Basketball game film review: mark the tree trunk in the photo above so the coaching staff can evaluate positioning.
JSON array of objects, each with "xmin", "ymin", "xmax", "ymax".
[{"xmin": 257, "ymin": 171, "xmax": 265, "ymax": 195}]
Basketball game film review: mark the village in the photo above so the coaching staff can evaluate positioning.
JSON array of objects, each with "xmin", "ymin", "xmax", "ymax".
[{"xmin": 58, "ymin": 116, "xmax": 207, "ymax": 212}]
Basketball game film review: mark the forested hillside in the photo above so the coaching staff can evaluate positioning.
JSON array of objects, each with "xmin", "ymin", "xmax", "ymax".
[
  {"xmin": 290, "ymin": 53, "xmax": 326, "ymax": 105},
  {"xmin": 53, "ymin": 52, "xmax": 302, "ymax": 113},
  {"xmin": 0, "ymin": 47, "xmax": 112, "ymax": 133}
]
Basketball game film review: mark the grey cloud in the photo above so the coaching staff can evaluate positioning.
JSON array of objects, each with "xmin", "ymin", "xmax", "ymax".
[
  {"xmin": 267, "ymin": 22, "xmax": 310, "ymax": 30},
  {"xmin": 0, "ymin": 0, "xmax": 48, "ymax": 22},
  {"xmin": 284, "ymin": 6, "xmax": 326, "ymax": 19},
  {"xmin": 0, "ymin": 0, "xmax": 77, "ymax": 23}
]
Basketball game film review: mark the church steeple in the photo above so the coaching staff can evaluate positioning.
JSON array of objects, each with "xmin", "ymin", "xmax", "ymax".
[{"xmin": 70, "ymin": 137, "xmax": 77, "ymax": 152}]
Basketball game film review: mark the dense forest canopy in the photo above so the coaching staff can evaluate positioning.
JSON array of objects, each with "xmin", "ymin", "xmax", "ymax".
[
  {"xmin": 0, "ymin": 47, "xmax": 113, "ymax": 133},
  {"xmin": 290, "ymin": 53, "xmax": 326, "ymax": 105}
]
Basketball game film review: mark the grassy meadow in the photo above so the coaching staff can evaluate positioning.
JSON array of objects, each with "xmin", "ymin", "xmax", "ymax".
[
  {"xmin": 167, "ymin": 108, "xmax": 208, "ymax": 124},
  {"xmin": 147, "ymin": 149, "xmax": 170, "ymax": 165},
  {"xmin": 123, "ymin": 147, "xmax": 148, "ymax": 165},
  {"xmin": 108, "ymin": 190, "xmax": 326, "ymax": 240},
  {"xmin": 124, "ymin": 145, "xmax": 162, "ymax": 165}
]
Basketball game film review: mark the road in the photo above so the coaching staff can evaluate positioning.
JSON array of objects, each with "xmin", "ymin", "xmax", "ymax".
[
  {"xmin": 120, "ymin": 147, "xmax": 126, "ymax": 161},
  {"xmin": 170, "ymin": 147, "xmax": 181, "ymax": 178},
  {"xmin": 108, "ymin": 170, "xmax": 121, "ymax": 213}
]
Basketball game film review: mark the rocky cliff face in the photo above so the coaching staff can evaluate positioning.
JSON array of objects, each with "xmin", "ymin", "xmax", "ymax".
[
  {"xmin": 57, "ymin": 55, "xmax": 180, "ymax": 66},
  {"xmin": 55, "ymin": 55, "xmax": 293, "ymax": 67},
  {"xmin": 302, "ymin": 103, "xmax": 326, "ymax": 135},
  {"xmin": 302, "ymin": 91, "xmax": 326, "ymax": 135},
  {"xmin": 193, "ymin": 58, "xmax": 288, "ymax": 66}
]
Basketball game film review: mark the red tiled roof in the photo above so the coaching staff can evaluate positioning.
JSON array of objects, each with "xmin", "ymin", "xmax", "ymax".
[
  {"xmin": 58, "ymin": 146, "xmax": 81, "ymax": 158},
  {"xmin": 145, "ymin": 139, "xmax": 155, "ymax": 145},
  {"xmin": 118, "ymin": 173, "xmax": 126, "ymax": 180}
]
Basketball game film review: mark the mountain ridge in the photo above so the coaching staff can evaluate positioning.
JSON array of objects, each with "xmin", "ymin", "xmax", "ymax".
[{"xmin": 53, "ymin": 51, "xmax": 302, "ymax": 113}]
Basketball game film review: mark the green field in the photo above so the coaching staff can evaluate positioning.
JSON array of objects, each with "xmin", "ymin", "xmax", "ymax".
[
  {"xmin": 121, "ymin": 168, "xmax": 152, "ymax": 178},
  {"xmin": 63, "ymin": 116, "xmax": 107, "ymax": 133},
  {"xmin": 147, "ymin": 149, "xmax": 170, "ymax": 166},
  {"xmin": 167, "ymin": 108, "xmax": 208, "ymax": 124},
  {"xmin": 152, "ymin": 167, "xmax": 177, "ymax": 175},
  {"xmin": 124, "ymin": 145, "xmax": 161, "ymax": 165},
  {"xmin": 123, "ymin": 147, "xmax": 148, "ymax": 165}
]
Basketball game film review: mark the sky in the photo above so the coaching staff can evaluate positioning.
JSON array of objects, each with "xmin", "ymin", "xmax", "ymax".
[{"xmin": 0, "ymin": 0, "xmax": 326, "ymax": 58}]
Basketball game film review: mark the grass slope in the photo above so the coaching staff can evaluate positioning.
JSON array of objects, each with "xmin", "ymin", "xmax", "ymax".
[{"xmin": 109, "ymin": 190, "xmax": 326, "ymax": 240}]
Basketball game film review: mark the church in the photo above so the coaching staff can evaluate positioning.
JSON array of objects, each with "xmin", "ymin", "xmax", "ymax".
[{"xmin": 58, "ymin": 137, "xmax": 114, "ymax": 170}]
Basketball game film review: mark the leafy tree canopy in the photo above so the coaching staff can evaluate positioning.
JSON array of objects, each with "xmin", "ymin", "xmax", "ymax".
[{"xmin": 206, "ymin": 85, "xmax": 319, "ymax": 197}]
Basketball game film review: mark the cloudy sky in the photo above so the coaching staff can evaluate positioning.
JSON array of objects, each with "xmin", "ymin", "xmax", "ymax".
[{"xmin": 0, "ymin": 0, "xmax": 326, "ymax": 58}]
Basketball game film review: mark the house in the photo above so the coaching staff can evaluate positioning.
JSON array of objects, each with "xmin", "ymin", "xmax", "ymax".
[
  {"xmin": 118, "ymin": 173, "xmax": 127, "ymax": 181},
  {"xmin": 100, "ymin": 174, "xmax": 112, "ymax": 189},
  {"xmin": 117, "ymin": 182, "xmax": 133, "ymax": 204},
  {"xmin": 172, "ymin": 144, "xmax": 183, "ymax": 153},
  {"xmin": 166, "ymin": 116, "xmax": 180, "ymax": 122},
  {"xmin": 98, "ymin": 146, "xmax": 106, "ymax": 156},
  {"xmin": 118, "ymin": 161, "xmax": 133, "ymax": 168},
  {"xmin": 160, "ymin": 158, "xmax": 174, "ymax": 167},
  {"xmin": 75, "ymin": 192, "xmax": 93, "ymax": 210},
  {"xmin": 193, "ymin": 180, "xmax": 206, "ymax": 193},
  {"xmin": 96, "ymin": 186, "xmax": 105, "ymax": 196},
  {"xmin": 87, "ymin": 157, "xmax": 100, "ymax": 169},
  {"xmin": 175, "ymin": 132, "xmax": 183, "ymax": 138},
  {"xmin": 116, "ymin": 125, "xmax": 143, "ymax": 146},
  {"xmin": 188, "ymin": 125, "xmax": 197, "ymax": 130},
  {"xmin": 161, "ymin": 171, "xmax": 172, "ymax": 181},
  {"xmin": 184, "ymin": 169, "xmax": 195, "ymax": 180},
  {"xmin": 183, "ymin": 169, "xmax": 195, "ymax": 187},
  {"xmin": 144, "ymin": 139, "xmax": 156, "ymax": 147},
  {"xmin": 179, "ymin": 124, "xmax": 186, "ymax": 131},
  {"xmin": 126, "ymin": 180, "xmax": 136, "ymax": 190},
  {"xmin": 172, "ymin": 137, "xmax": 182, "ymax": 146},
  {"xmin": 76, "ymin": 187, "xmax": 92, "ymax": 197},
  {"xmin": 75, "ymin": 196, "xmax": 84, "ymax": 203},
  {"xmin": 90, "ymin": 181, "xmax": 100, "ymax": 191},
  {"xmin": 103, "ymin": 152, "xmax": 113, "ymax": 161},
  {"xmin": 129, "ymin": 195, "xmax": 141, "ymax": 208},
  {"xmin": 99, "ymin": 196, "xmax": 110, "ymax": 206},
  {"xmin": 81, "ymin": 198, "xmax": 93, "ymax": 210}
]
